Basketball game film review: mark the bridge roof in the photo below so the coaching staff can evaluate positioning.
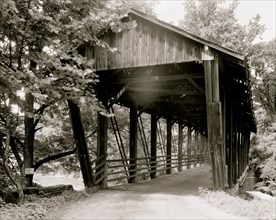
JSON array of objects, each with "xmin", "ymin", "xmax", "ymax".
[{"xmin": 87, "ymin": 9, "xmax": 256, "ymax": 133}]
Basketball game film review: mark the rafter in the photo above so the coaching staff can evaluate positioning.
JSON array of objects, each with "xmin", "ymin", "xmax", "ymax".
[
  {"xmin": 128, "ymin": 87, "xmax": 202, "ymax": 95},
  {"xmin": 111, "ymin": 73, "xmax": 204, "ymax": 85},
  {"xmin": 186, "ymin": 78, "xmax": 205, "ymax": 95}
]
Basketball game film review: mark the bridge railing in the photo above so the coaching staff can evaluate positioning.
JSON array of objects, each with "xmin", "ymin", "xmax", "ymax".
[{"xmin": 91, "ymin": 154, "xmax": 209, "ymax": 187}]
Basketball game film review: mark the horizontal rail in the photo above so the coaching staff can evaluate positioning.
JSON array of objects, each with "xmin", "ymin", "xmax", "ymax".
[
  {"xmin": 94, "ymin": 167, "xmax": 105, "ymax": 178},
  {"xmin": 95, "ymin": 174, "xmax": 107, "ymax": 185},
  {"xmin": 91, "ymin": 155, "xmax": 105, "ymax": 165},
  {"xmin": 94, "ymin": 154, "xmax": 209, "ymax": 185},
  {"xmin": 92, "ymin": 161, "xmax": 106, "ymax": 171},
  {"xmin": 107, "ymin": 155, "xmax": 180, "ymax": 163}
]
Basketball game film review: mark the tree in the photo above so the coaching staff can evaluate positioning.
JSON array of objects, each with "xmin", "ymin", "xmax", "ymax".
[
  {"xmin": 179, "ymin": 0, "xmax": 268, "ymax": 189},
  {"xmin": 0, "ymin": 0, "xmax": 157, "ymax": 200},
  {"xmin": 250, "ymin": 39, "xmax": 276, "ymax": 118},
  {"xmin": 179, "ymin": 0, "xmax": 265, "ymax": 55}
]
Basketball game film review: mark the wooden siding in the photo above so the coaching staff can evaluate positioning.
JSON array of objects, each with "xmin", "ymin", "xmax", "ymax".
[{"xmin": 86, "ymin": 17, "xmax": 214, "ymax": 71}]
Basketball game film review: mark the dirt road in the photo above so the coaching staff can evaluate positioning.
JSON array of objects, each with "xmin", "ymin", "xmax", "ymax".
[{"xmin": 56, "ymin": 166, "xmax": 245, "ymax": 219}]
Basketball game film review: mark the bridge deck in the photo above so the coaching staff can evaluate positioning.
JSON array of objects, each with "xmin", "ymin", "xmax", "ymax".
[
  {"xmin": 57, "ymin": 166, "xmax": 243, "ymax": 219},
  {"xmin": 110, "ymin": 165, "xmax": 212, "ymax": 195}
]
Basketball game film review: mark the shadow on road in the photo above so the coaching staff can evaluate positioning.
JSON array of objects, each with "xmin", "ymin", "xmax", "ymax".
[{"xmin": 107, "ymin": 165, "xmax": 212, "ymax": 196}]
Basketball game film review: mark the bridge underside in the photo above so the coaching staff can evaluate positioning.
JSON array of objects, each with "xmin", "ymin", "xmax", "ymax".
[
  {"xmin": 92, "ymin": 59, "xmax": 254, "ymax": 190},
  {"xmin": 96, "ymin": 61, "xmax": 206, "ymax": 131}
]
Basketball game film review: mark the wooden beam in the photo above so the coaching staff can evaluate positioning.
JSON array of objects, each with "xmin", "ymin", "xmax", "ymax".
[
  {"xmin": 195, "ymin": 130, "xmax": 199, "ymax": 166},
  {"xmin": 129, "ymin": 105, "xmax": 138, "ymax": 183},
  {"xmin": 233, "ymin": 103, "xmax": 237, "ymax": 183},
  {"xmin": 116, "ymin": 73, "xmax": 204, "ymax": 84},
  {"xmin": 229, "ymin": 95, "xmax": 234, "ymax": 188},
  {"xmin": 67, "ymin": 100, "xmax": 94, "ymax": 188},
  {"xmin": 97, "ymin": 112, "xmax": 108, "ymax": 187},
  {"xmin": 211, "ymin": 60, "xmax": 220, "ymax": 101},
  {"xmin": 166, "ymin": 118, "xmax": 172, "ymax": 174},
  {"xmin": 204, "ymin": 59, "xmax": 225, "ymax": 190},
  {"xmin": 187, "ymin": 125, "xmax": 191, "ymax": 169},
  {"xmin": 186, "ymin": 78, "xmax": 205, "ymax": 95},
  {"xmin": 178, "ymin": 123, "xmax": 183, "ymax": 172},
  {"xmin": 152, "ymin": 97, "xmax": 206, "ymax": 104},
  {"xmin": 108, "ymin": 82, "xmax": 132, "ymax": 108},
  {"xmin": 200, "ymin": 134, "xmax": 204, "ymax": 164},
  {"xmin": 207, "ymin": 102, "xmax": 225, "ymax": 189},
  {"xmin": 128, "ymin": 87, "xmax": 202, "ymax": 95},
  {"xmin": 150, "ymin": 113, "xmax": 157, "ymax": 179}
]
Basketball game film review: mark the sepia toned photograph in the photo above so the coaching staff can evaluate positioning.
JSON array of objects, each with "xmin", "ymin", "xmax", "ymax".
[{"xmin": 0, "ymin": 0, "xmax": 275, "ymax": 219}]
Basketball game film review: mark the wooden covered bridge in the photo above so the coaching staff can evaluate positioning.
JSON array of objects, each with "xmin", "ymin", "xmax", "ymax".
[{"xmin": 81, "ymin": 9, "xmax": 256, "ymax": 190}]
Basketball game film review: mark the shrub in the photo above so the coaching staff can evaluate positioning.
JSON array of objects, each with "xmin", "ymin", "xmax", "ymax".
[
  {"xmin": 250, "ymin": 132, "xmax": 276, "ymax": 196},
  {"xmin": 198, "ymin": 187, "xmax": 275, "ymax": 220}
]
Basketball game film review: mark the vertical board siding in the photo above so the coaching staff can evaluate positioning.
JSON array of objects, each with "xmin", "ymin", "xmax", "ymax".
[
  {"xmin": 107, "ymin": 32, "xmax": 116, "ymax": 69},
  {"xmin": 90, "ymin": 19, "xmax": 203, "ymax": 70}
]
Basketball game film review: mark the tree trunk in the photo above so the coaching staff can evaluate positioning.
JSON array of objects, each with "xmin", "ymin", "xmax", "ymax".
[
  {"xmin": 67, "ymin": 99, "xmax": 94, "ymax": 188},
  {"xmin": 34, "ymin": 147, "xmax": 77, "ymax": 171},
  {"xmin": 3, "ymin": 100, "xmax": 24, "ymax": 203},
  {"xmin": 24, "ymin": 92, "xmax": 35, "ymax": 186}
]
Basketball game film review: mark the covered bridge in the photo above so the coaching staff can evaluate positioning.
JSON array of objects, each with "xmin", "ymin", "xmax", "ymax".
[{"xmin": 84, "ymin": 9, "xmax": 256, "ymax": 190}]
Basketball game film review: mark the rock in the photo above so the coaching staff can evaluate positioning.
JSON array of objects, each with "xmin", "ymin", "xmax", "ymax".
[
  {"xmin": 38, "ymin": 185, "xmax": 74, "ymax": 197},
  {"xmin": 1, "ymin": 184, "xmax": 74, "ymax": 204},
  {"xmin": 246, "ymin": 190, "xmax": 276, "ymax": 202},
  {"xmin": 0, "ymin": 189, "xmax": 18, "ymax": 204}
]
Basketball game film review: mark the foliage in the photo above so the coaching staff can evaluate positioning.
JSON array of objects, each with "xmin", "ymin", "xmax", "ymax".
[
  {"xmin": 0, "ymin": 185, "xmax": 98, "ymax": 220},
  {"xmin": 251, "ymin": 39, "xmax": 276, "ymax": 117},
  {"xmin": 179, "ymin": 0, "xmax": 275, "ymax": 197},
  {"xmin": 0, "ymin": 0, "xmax": 151, "ymax": 191},
  {"xmin": 0, "ymin": 0, "xmax": 158, "ymax": 187},
  {"xmin": 179, "ymin": 0, "xmax": 265, "ymax": 55},
  {"xmin": 199, "ymin": 187, "xmax": 275, "ymax": 220},
  {"xmin": 129, "ymin": 0, "xmax": 158, "ymax": 15},
  {"xmin": 249, "ymin": 114, "xmax": 276, "ymax": 196},
  {"xmin": 249, "ymin": 104, "xmax": 276, "ymax": 195},
  {"xmin": 0, "ymin": 162, "xmax": 13, "ymax": 189},
  {"xmin": 0, "ymin": 193, "xmax": 72, "ymax": 220},
  {"xmin": 254, "ymin": 153, "xmax": 276, "ymax": 196}
]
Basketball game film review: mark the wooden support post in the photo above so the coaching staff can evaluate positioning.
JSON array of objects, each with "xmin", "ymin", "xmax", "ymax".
[
  {"xmin": 237, "ymin": 121, "xmax": 240, "ymax": 179},
  {"xmin": 246, "ymin": 132, "xmax": 250, "ymax": 165},
  {"xmin": 199, "ymin": 134, "xmax": 202, "ymax": 164},
  {"xmin": 178, "ymin": 124, "xmax": 183, "ymax": 172},
  {"xmin": 228, "ymin": 95, "xmax": 234, "ymax": 188},
  {"xmin": 67, "ymin": 100, "xmax": 94, "ymax": 188},
  {"xmin": 222, "ymin": 72, "xmax": 228, "ymax": 188},
  {"xmin": 224, "ymin": 78, "xmax": 230, "ymax": 188},
  {"xmin": 187, "ymin": 125, "xmax": 191, "ymax": 169},
  {"xmin": 203, "ymin": 135, "xmax": 207, "ymax": 163},
  {"xmin": 129, "ymin": 106, "xmax": 138, "ymax": 183},
  {"xmin": 166, "ymin": 118, "xmax": 172, "ymax": 174},
  {"xmin": 204, "ymin": 59, "xmax": 225, "ymax": 190},
  {"xmin": 244, "ymin": 133, "xmax": 247, "ymax": 167},
  {"xmin": 207, "ymin": 102, "xmax": 225, "ymax": 189},
  {"xmin": 195, "ymin": 130, "xmax": 199, "ymax": 166},
  {"xmin": 241, "ymin": 132, "xmax": 245, "ymax": 173},
  {"xmin": 150, "ymin": 113, "xmax": 157, "ymax": 179},
  {"xmin": 233, "ymin": 103, "xmax": 238, "ymax": 183},
  {"xmin": 97, "ymin": 112, "xmax": 108, "ymax": 188},
  {"xmin": 201, "ymin": 134, "xmax": 204, "ymax": 164}
]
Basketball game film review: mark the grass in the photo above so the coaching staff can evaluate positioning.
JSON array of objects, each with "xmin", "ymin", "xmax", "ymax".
[
  {"xmin": 198, "ymin": 187, "xmax": 276, "ymax": 220},
  {"xmin": 1, "ymin": 185, "xmax": 275, "ymax": 220},
  {"xmin": 0, "ymin": 188, "xmax": 98, "ymax": 220}
]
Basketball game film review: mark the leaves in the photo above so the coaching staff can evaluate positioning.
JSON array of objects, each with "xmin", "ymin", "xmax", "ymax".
[
  {"xmin": 251, "ymin": 39, "xmax": 276, "ymax": 117},
  {"xmin": 179, "ymin": 0, "xmax": 265, "ymax": 55},
  {"xmin": 0, "ymin": 0, "xmax": 158, "ymax": 188}
]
